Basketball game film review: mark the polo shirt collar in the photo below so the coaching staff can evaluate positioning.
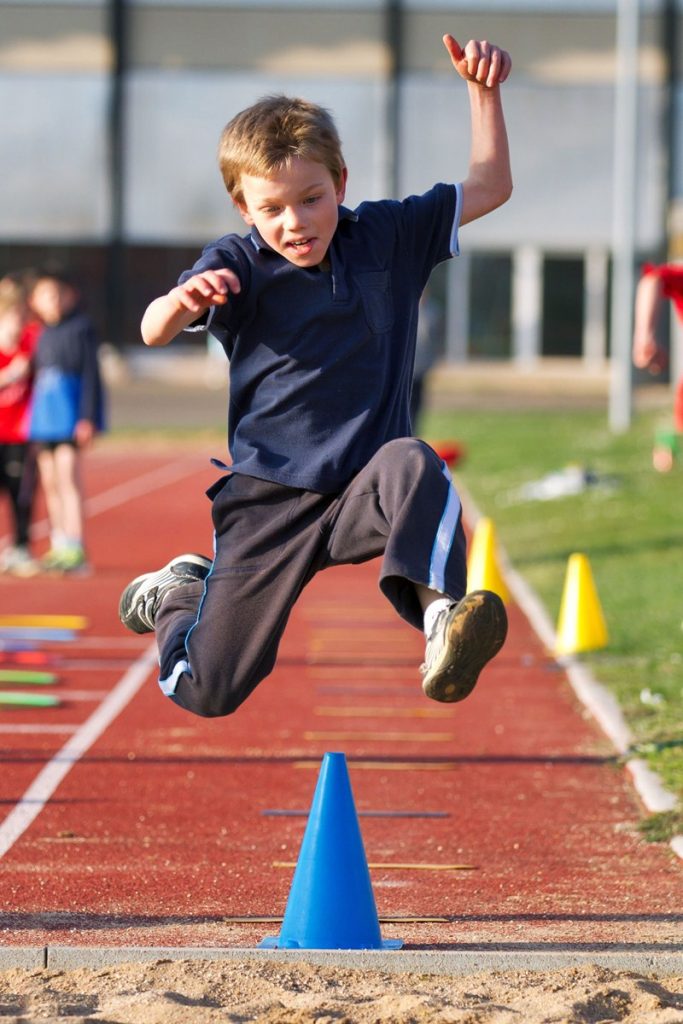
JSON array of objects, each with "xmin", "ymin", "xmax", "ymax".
[{"xmin": 248, "ymin": 205, "xmax": 359, "ymax": 253}]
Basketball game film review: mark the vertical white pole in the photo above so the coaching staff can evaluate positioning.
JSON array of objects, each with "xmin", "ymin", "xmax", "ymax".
[
  {"xmin": 445, "ymin": 253, "xmax": 471, "ymax": 363},
  {"xmin": 583, "ymin": 248, "xmax": 609, "ymax": 367},
  {"xmin": 609, "ymin": 0, "xmax": 640, "ymax": 431},
  {"xmin": 512, "ymin": 244, "xmax": 543, "ymax": 368}
]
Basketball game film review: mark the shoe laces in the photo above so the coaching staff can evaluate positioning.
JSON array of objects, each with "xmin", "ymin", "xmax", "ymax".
[
  {"xmin": 420, "ymin": 605, "xmax": 452, "ymax": 676},
  {"xmin": 138, "ymin": 587, "xmax": 161, "ymax": 630}
]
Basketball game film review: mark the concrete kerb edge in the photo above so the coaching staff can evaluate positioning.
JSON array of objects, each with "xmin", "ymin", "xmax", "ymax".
[
  {"xmin": 1, "ymin": 946, "xmax": 681, "ymax": 976},
  {"xmin": 0, "ymin": 947, "xmax": 45, "ymax": 969},
  {"xmin": 455, "ymin": 481, "xmax": 683, "ymax": 862}
]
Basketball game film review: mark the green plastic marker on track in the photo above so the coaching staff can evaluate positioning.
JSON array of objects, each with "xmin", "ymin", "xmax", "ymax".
[
  {"xmin": 0, "ymin": 691, "xmax": 60, "ymax": 707},
  {"xmin": 0, "ymin": 669, "xmax": 57, "ymax": 685}
]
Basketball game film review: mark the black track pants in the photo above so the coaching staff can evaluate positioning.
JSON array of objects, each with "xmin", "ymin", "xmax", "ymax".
[{"xmin": 155, "ymin": 437, "xmax": 467, "ymax": 718}]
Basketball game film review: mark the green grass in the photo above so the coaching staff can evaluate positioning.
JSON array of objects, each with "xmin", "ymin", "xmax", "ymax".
[{"xmin": 422, "ymin": 405, "xmax": 683, "ymax": 817}]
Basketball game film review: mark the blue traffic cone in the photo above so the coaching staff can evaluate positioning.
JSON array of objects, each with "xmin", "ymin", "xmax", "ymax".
[{"xmin": 260, "ymin": 752, "xmax": 402, "ymax": 950}]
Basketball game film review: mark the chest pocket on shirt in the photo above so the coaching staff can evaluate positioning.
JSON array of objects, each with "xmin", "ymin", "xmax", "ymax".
[{"xmin": 354, "ymin": 271, "xmax": 394, "ymax": 334}]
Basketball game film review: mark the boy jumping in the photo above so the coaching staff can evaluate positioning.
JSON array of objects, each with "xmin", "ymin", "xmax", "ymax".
[{"xmin": 119, "ymin": 34, "xmax": 512, "ymax": 716}]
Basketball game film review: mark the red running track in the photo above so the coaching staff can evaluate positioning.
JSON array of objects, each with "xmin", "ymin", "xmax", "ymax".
[{"xmin": 0, "ymin": 442, "xmax": 681, "ymax": 950}]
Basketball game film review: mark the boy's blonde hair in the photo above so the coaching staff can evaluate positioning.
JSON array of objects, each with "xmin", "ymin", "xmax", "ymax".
[
  {"xmin": 218, "ymin": 95, "xmax": 345, "ymax": 204},
  {"xmin": 0, "ymin": 277, "xmax": 27, "ymax": 316}
]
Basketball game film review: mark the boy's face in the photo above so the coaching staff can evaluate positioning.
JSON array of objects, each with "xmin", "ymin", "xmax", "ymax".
[
  {"xmin": 235, "ymin": 158, "xmax": 347, "ymax": 268},
  {"xmin": 31, "ymin": 279, "xmax": 77, "ymax": 326}
]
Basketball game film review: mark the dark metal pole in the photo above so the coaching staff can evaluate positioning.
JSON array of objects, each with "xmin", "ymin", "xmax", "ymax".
[
  {"xmin": 609, "ymin": 0, "xmax": 640, "ymax": 432},
  {"xmin": 106, "ymin": 0, "xmax": 126, "ymax": 348},
  {"xmin": 385, "ymin": 0, "xmax": 403, "ymax": 198},
  {"xmin": 663, "ymin": 0, "xmax": 678, "ymax": 247}
]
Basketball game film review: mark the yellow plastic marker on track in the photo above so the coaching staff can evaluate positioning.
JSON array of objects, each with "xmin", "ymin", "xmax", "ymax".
[
  {"xmin": 273, "ymin": 861, "xmax": 475, "ymax": 871},
  {"xmin": 0, "ymin": 614, "xmax": 87, "ymax": 630},
  {"xmin": 295, "ymin": 760, "xmax": 458, "ymax": 771},
  {"xmin": 221, "ymin": 914, "xmax": 448, "ymax": 924},
  {"xmin": 314, "ymin": 705, "xmax": 450, "ymax": 718},
  {"xmin": 303, "ymin": 730, "xmax": 454, "ymax": 743}
]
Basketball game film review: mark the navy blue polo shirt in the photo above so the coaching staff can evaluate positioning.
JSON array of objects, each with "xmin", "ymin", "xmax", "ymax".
[{"xmin": 181, "ymin": 182, "xmax": 461, "ymax": 493}]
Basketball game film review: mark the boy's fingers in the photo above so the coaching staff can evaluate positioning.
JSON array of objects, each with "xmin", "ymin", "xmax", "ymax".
[
  {"xmin": 463, "ymin": 39, "xmax": 483, "ymax": 78},
  {"xmin": 214, "ymin": 268, "xmax": 242, "ymax": 294},
  {"xmin": 445, "ymin": 34, "xmax": 511, "ymax": 86},
  {"xmin": 442, "ymin": 33, "xmax": 464, "ymax": 65},
  {"xmin": 171, "ymin": 268, "xmax": 242, "ymax": 314},
  {"xmin": 475, "ymin": 41, "xmax": 492, "ymax": 84},
  {"xmin": 486, "ymin": 47, "xmax": 501, "ymax": 87},
  {"xmin": 171, "ymin": 283, "xmax": 206, "ymax": 313},
  {"xmin": 494, "ymin": 48, "xmax": 512, "ymax": 84}
]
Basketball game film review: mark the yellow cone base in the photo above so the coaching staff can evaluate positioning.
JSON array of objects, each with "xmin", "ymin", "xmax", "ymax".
[
  {"xmin": 466, "ymin": 518, "xmax": 510, "ymax": 603},
  {"xmin": 555, "ymin": 553, "xmax": 608, "ymax": 655}
]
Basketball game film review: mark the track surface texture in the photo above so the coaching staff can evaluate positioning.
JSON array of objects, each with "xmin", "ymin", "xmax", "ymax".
[{"xmin": 0, "ymin": 441, "xmax": 681, "ymax": 954}]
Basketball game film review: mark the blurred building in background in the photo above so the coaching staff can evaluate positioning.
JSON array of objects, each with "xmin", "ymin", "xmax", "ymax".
[{"xmin": 0, "ymin": 0, "xmax": 680, "ymax": 365}]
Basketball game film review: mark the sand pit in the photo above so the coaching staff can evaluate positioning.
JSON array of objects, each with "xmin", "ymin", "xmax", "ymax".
[{"xmin": 1, "ymin": 957, "xmax": 682, "ymax": 1022}]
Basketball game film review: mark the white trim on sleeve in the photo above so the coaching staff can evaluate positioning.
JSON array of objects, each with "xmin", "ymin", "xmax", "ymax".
[{"xmin": 449, "ymin": 182, "xmax": 463, "ymax": 256}]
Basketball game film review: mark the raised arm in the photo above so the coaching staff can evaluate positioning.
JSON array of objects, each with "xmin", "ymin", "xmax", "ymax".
[
  {"xmin": 141, "ymin": 267, "xmax": 241, "ymax": 347},
  {"xmin": 632, "ymin": 269, "xmax": 667, "ymax": 374},
  {"xmin": 444, "ymin": 34, "xmax": 512, "ymax": 226}
]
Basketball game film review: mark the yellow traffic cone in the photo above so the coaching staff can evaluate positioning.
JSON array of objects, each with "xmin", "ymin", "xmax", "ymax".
[
  {"xmin": 555, "ymin": 553, "xmax": 608, "ymax": 655},
  {"xmin": 467, "ymin": 517, "xmax": 510, "ymax": 603}
]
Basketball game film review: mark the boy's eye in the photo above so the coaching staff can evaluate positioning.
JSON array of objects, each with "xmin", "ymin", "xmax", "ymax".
[{"xmin": 304, "ymin": 195, "xmax": 320, "ymax": 205}]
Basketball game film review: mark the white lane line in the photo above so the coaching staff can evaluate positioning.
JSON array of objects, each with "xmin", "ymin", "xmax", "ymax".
[
  {"xmin": 0, "ymin": 644, "xmax": 157, "ymax": 860},
  {"xmin": 0, "ymin": 724, "xmax": 79, "ymax": 734},
  {"xmin": 8, "ymin": 455, "xmax": 208, "ymax": 547},
  {"xmin": 83, "ymin": 457, "xmax": 209, "ymax": 518}
]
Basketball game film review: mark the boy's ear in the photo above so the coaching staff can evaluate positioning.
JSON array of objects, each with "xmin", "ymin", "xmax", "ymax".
[
  {"xmin": 336, "ymin": 166, "xmax": 348, "ymax": 205},
  {"xmin": 233, "ymin": 199, "xmax": 255, "ymax": 227}
]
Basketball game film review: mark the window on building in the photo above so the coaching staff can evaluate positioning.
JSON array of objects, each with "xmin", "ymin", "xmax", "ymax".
[
  {"xmin": 542, "ymin": 256, "xmax": 584, "ymax": 357},
  {"xmin": 468, "ymin": 253, "xmax": 512, "ymax": 359}
]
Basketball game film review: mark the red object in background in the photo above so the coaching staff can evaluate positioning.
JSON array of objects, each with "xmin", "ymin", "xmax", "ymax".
[
  {"xmin": 430, "ymin": 439, "xmax": 466, "ymax": 468},
  {"xmin": 4, "ymin": 650, "xmax": 53, "ymax": 666},
  {"xmin": 675, "ymin": 377, "xmax": 683, "ymax": 434}
]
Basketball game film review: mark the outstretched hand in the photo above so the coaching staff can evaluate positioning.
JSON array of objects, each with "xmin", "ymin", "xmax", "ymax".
[
  {"xmin": 170, "ymin": 267, "xmax": 241, "ymax": 316},
  {"xmin": 443, "ymin": 34, "xmax": 511, "ymax": 88}
]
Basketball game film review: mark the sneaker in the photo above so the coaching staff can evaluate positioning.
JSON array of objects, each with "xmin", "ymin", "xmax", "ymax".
[
  {"xmin": 41, "ymin": 547, "xmax": 67, "ymax": 571},
  {"xmin": 41, "ymin": 544, "xmax": 88, "ymax": 574},
  {"xmin": 118, "ymin": 553, "xmax": 212, "ymax": 634},
  {"xmin": 0, "ymin": 545, "xmax": 38, "ymax": 576},
  {"xmin": 55, "ymin": 545, "xmax": 87, "ymax": 573},
  {"xmin": 421, "ymin": 590, "xmax": 508, "ymax": 703}
]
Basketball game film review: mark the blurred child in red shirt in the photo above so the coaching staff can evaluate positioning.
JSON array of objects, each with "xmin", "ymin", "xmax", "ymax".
[
  {"xmin": 633, "ymin": 262, "xmax": 683, "ymax": 472},
  {"xmin": 0, "ymin": 274, "xmax": 40, "ymax": 573}
]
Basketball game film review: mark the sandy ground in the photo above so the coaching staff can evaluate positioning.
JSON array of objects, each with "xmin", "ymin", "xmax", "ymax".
[
  {"xmin": 1, "ymin": 959, "xmax": 682, "ymax": 1023},
  {"xmin": 2, "ymin": 362, "xmax": 677, "ymax": 1021}
]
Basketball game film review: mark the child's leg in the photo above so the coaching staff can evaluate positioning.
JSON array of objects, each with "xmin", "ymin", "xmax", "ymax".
[
  {"xmin": 321, "ymin": 437, "xmax": 507, "ymax": 702},
  {"xmin": 323, "ymin": 437, "xmax": 467, "ymax": 626},
  {"xmin": 52, "ymin": 442, "xmax": 84, "ymax": 548},
  {"xmin": 36, "ymin": 447, "xmax": 63, "ymax": 545},
  {"xmin": 5, "ymin": 443, "xmax": 35, "ymax": 549},
  {"xmin": 144, "ymin": 475, "xmax": 332, "ymax": 718},
  {"xmin": 651, "ymin": 375, "xmax": 683, "ymax": 472}
]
